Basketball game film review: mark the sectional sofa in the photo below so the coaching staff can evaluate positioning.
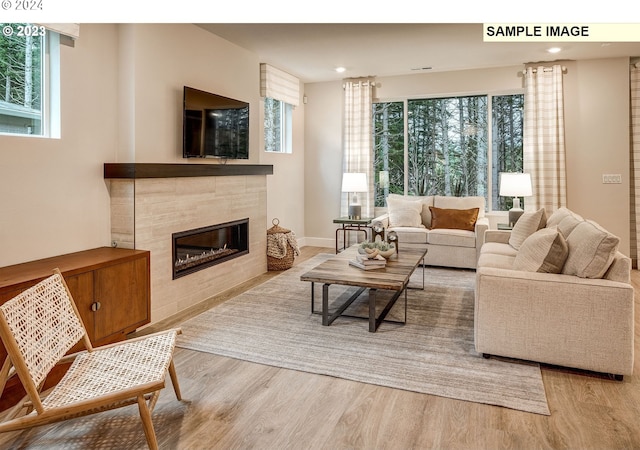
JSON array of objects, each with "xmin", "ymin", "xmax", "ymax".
[{"xmin": 474, "ymin": 207, "xmax": 634, "ymax": 378}]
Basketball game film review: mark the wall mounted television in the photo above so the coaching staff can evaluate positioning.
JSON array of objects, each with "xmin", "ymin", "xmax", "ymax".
[{"xmin": 183, "ymin": 86, "xmax": 249, "ymax": 159}]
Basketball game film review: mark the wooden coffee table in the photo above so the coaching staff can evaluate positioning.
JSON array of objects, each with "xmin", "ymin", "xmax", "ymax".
[{"xmin": 300, "ymin": 244, "xmax": 427, "ymax": 332}]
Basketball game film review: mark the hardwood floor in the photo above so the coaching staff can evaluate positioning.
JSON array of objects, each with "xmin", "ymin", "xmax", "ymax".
[{"xmin": 2, "ymin": 246, "xmax": 640, "ymax": 449}]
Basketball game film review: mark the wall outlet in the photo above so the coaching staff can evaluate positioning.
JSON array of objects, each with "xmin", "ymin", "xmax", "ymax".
[{"xmin": 602, "ymin": 174, "xmax": 622, "ymax": 184}]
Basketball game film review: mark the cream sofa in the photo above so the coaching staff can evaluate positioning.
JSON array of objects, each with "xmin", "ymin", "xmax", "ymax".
[
  {"xmin": 475, "ymin": 207, "xmax": 634, "ymax": 379},
  {"xmin": 372, "ymin": 194, "xmax": 489, "ymax": 269}
]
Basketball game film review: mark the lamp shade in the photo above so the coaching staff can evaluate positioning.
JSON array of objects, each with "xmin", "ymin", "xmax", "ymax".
[
  {"xmin": 341, "ymin": 173, "xmax": 368, "ymax": 193},
  {"xmin": 499, "ymin": 172, "xmax": 532, "ymax": 197}
]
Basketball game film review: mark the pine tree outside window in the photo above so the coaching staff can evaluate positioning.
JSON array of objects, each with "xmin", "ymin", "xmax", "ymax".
[{"xmin": 373, "ymin": 93, "xmax": 524, "ymax": 211}]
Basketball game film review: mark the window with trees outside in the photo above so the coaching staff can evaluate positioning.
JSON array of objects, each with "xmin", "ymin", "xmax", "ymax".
[
  {"xmin": 373, "ymin": 93, "xmax": 524, "ymax": 211},
  {"xmin": 264, "ymin": 97, "xmax": 292, "ymax": 153},
  {"xmin": 0, "ymin": 23, "xmax": 59, "ymax": 137}
]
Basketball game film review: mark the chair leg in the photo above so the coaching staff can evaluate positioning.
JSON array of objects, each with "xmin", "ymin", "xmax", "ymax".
[
  {"xmin": 168, "ymin": 360, "xmax": 182, "ymax": 401},
  {"xmin": 137, "ymin": 394, "xmax": 159, "ymax": 450}
]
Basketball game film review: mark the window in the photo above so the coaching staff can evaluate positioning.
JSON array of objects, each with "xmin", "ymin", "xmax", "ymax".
[
  {"xmin": 264, "ymin": 97, "xmax": 292, "ymax": 153},
  {"xmin": 491, "ymin": 94, "xmax": 524, "ymax": 210},
  {"xmin": 0, "ymin": 23, "xmax": 59, "ymax": 137},
  {"xmin": 373, "ymin": 93, "xmax": 523, "ymax": 211}
]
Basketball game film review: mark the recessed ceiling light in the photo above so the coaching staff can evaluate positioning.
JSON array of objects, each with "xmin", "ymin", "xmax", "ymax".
[
  {"xmin": 547, "ymin": 47, "xmax": 562, "ymax": 54},
  {"xmin": 335, "ymin": 67, "xmax": 346, "ymax": 73}
]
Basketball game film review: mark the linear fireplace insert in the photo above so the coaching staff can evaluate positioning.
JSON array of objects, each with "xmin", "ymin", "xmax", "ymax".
[{"xmin": 172, "ymin": 218, "xmax": 249, "ymax": 279}]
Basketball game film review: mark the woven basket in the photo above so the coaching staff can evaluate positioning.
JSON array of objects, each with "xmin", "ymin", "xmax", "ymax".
[{"xmin": 267, "ymin": 219, "xmax": 295, "ymax": 271}]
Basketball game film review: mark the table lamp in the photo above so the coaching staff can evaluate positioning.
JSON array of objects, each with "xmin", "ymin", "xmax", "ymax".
[
  {"xmin": 499, "ymin": 172, "xmax": 532, "ymax": 226},
  {"xmin": 341, "ymin": 172, "xmax": 367, "ymax": 219}
]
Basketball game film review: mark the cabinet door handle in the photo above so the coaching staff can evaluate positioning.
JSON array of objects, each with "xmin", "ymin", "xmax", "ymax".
[{"xmin": 91, "ymin": 301, "xmax": 101, "ymax": 312}]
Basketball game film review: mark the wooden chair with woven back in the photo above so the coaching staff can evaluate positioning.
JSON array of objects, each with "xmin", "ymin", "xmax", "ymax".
[{"xmin": 0, "ymin": 268, "xmax": 182, "ymax": 449}]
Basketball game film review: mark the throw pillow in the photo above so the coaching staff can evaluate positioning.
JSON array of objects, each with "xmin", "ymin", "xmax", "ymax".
[
  {"xmin": 429, "ymin": 206, "xmax": 479, "ymax": 232},
  {"xmin": 562, "ymin": 220, "xmax": 620, "ymax": 278},
  {"xmin": 387, "ymin": 196, "xmax": 425, "ymax": 228},
  {"xmin": 513, "ymin": 226, "xmax": 569, "ymax": 273},
  {"xmin": 387, "ymin": 194, "xmax": 433, "ymax": 227},
  {"xmin": 557, "ymin": 214, "xmax": 583, "ymax": 238},
  {"xmin": 508, "ymin": 208, "xmax": 547, "ymax": 250},
  {"xmin": 546, "ymin": 207, "xmax": 578, "ymax": 228}
]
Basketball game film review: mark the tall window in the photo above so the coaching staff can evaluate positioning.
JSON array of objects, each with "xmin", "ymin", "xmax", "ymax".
[
  {"xmin": 264, "ymin": 97, "xmax": 292, "ymax": 153},
  {"xmin": 373, "ymin": 101, "xmax": 404, "ymax": 206},
  {"xmin": 0, "ymin": 23, "xmax": 59, "ymax": 137},
  {"xmin": 373, "ymin": 93, "xmax": 523, "ymax": 211},
  {"xmin": 492, "ymin": 94, "xmax": 524, "ymax": 210}
]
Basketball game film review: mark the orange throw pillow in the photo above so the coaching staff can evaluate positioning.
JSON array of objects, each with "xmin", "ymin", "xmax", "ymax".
[{"xmin": 429, "ymin": 206, "xmax": 479, "ymax": 231}]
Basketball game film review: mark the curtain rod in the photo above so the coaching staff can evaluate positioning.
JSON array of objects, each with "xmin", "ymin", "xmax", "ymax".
[
  {"xmin": 519, "ymin": 66, "xmax": 567, "ymax": 76},
  {"xmin": 342, "ymin": 80, "xmax": 377, "ymax": 89}
]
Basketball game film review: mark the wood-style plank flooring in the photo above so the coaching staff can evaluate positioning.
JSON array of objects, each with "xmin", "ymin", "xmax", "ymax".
[{"xmin": 2, "ymin": 246, "xmax": 640, "ymax": 449}]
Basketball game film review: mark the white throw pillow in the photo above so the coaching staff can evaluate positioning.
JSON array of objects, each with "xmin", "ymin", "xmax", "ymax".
[
  {"xmin": 509, "ymin": 208, "xmax": 546, "ymax": 250},
  {"xmin": 546, "ymin": 207, "xmax": 584, "ymax": 238},
  {"xmin": 387, "ymin": 196, "xmax": 425, "ymax": 228},
  {"xmin": 513, "ymin": 226, "xmax": 568, "ymax": 273},
  {"xmin": 562, "ymin": 220, "xmax": 620, "ymax": 278}
]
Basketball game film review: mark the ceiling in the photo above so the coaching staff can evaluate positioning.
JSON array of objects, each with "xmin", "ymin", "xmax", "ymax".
[{"xmin": 197, "ymin": 23, "xmax": 640, "ymax": 84}]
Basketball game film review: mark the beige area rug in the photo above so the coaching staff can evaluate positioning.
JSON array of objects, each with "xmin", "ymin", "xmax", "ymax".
[{"xmin": 176, "ymin": 254, "xmax": 550, "ymax": 415}]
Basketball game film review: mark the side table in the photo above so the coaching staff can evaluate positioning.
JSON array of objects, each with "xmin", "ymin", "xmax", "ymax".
[
  {"xmin": 497, "ymin": 223, "xmax": 513, "ymax": 231},
  {"xmin": 333, "ymin": 217, "xmax": 372, "ymax": 253}
]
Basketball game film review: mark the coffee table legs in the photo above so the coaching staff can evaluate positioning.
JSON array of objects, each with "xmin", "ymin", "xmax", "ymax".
[
  {"xmin": 311, "ymin": 282, "xmax": 407, "ymax": 332},
  {"xmin": 323, "ymin": 284, "xmax": 365, "ymax": 326},
  {"xmin": 369, "ymin": 287, "xmax": 407, "ymax": 332}
]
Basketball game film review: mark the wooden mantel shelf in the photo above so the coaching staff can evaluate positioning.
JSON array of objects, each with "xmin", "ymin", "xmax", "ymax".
[{"xmin": 104, "ymin": 163, "xmax": 274, "ymax": 179}]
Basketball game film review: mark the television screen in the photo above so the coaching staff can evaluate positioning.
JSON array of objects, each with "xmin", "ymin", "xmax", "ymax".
[{"xmin": 183, "ymin": 86, "xmax": 249, "ymax": 159}]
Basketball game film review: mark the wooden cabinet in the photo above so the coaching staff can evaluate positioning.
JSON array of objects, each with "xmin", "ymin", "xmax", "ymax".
[{"xmin": 0, "ymin": 247, "xmax": 151, "ymax": 409}]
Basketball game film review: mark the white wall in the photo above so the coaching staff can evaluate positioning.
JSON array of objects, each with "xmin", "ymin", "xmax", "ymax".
[
  {"xmin": 563, "ymin": 58, "xmax": 630, "ymax": 255},
  {"xmin": 120, "ymin": 24, "xmax": 260, "ymax": 164},
  {"xmin": 0, "ymin": 24, "xmax": 119, "ymax": 266},
  {"xmin": 303, "ymin": 60, "xmax": 633, "ymax": 256},
  {"xmin": 121, "ymin": 24, "xmax": 307, "ymax": 243},
  {"xmin": 303, "ymin": 81, "xmax": 344, "ymax": 248}
]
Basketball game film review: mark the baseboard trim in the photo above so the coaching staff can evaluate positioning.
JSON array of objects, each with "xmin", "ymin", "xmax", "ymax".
[{"xmin": 300, "ymin": 237, "xmax": 334, "ymax": 249}]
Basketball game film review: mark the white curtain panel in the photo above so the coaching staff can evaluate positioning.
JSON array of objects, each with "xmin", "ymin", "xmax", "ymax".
[
  {"xmin": 630, "ymin": 64, "xmax": 640, "ymax": 265},
  {"xmin": 523, "ymin": 65, "xmax": 567, "ymax": 212},
  {"xmin": 342, "ymin": 80, "xmax": 374, "ymax": 218}
]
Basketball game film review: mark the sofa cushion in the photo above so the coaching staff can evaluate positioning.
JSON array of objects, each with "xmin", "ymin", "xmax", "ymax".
[
  {"xmin": 429, "ymin": 206, "xmax": 479, "ymax": 232},
  {"xmin": 427, "ymin": 228, "xmax": 476, "ymax": 248},
  {"xmin": 387, "ymin": 196, "xmax": 425, "ymax": 228},
  {"xmin": 513, "ymin": 226, "xmax": 569, "ymax": 273},
  {"xmin": 509, "ymin": 208, "xmax": 546, "ymax": 250},
  {"xmin": 477, "ymin": 252, "xmax": 516, "ymax": 270},
  {"xmin": 387, "ymin": 227, "xmax": 429, "ymax": 244},
  {"xmin": 562, "ymin": 220, "xmax": 620, "ymax": 278},
  {"xmin": 434, "ymin": 196, "xmax": 485, "ymax": 218},
  {"xmin": 480, "ymin": 242, "xmax": 519, "ymax": 257}
]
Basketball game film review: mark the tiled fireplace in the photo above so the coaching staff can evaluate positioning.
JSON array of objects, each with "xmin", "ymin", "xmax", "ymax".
[{"xmin": 105, "ymin": 163, "xmax": 272, "ymax": 323}]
